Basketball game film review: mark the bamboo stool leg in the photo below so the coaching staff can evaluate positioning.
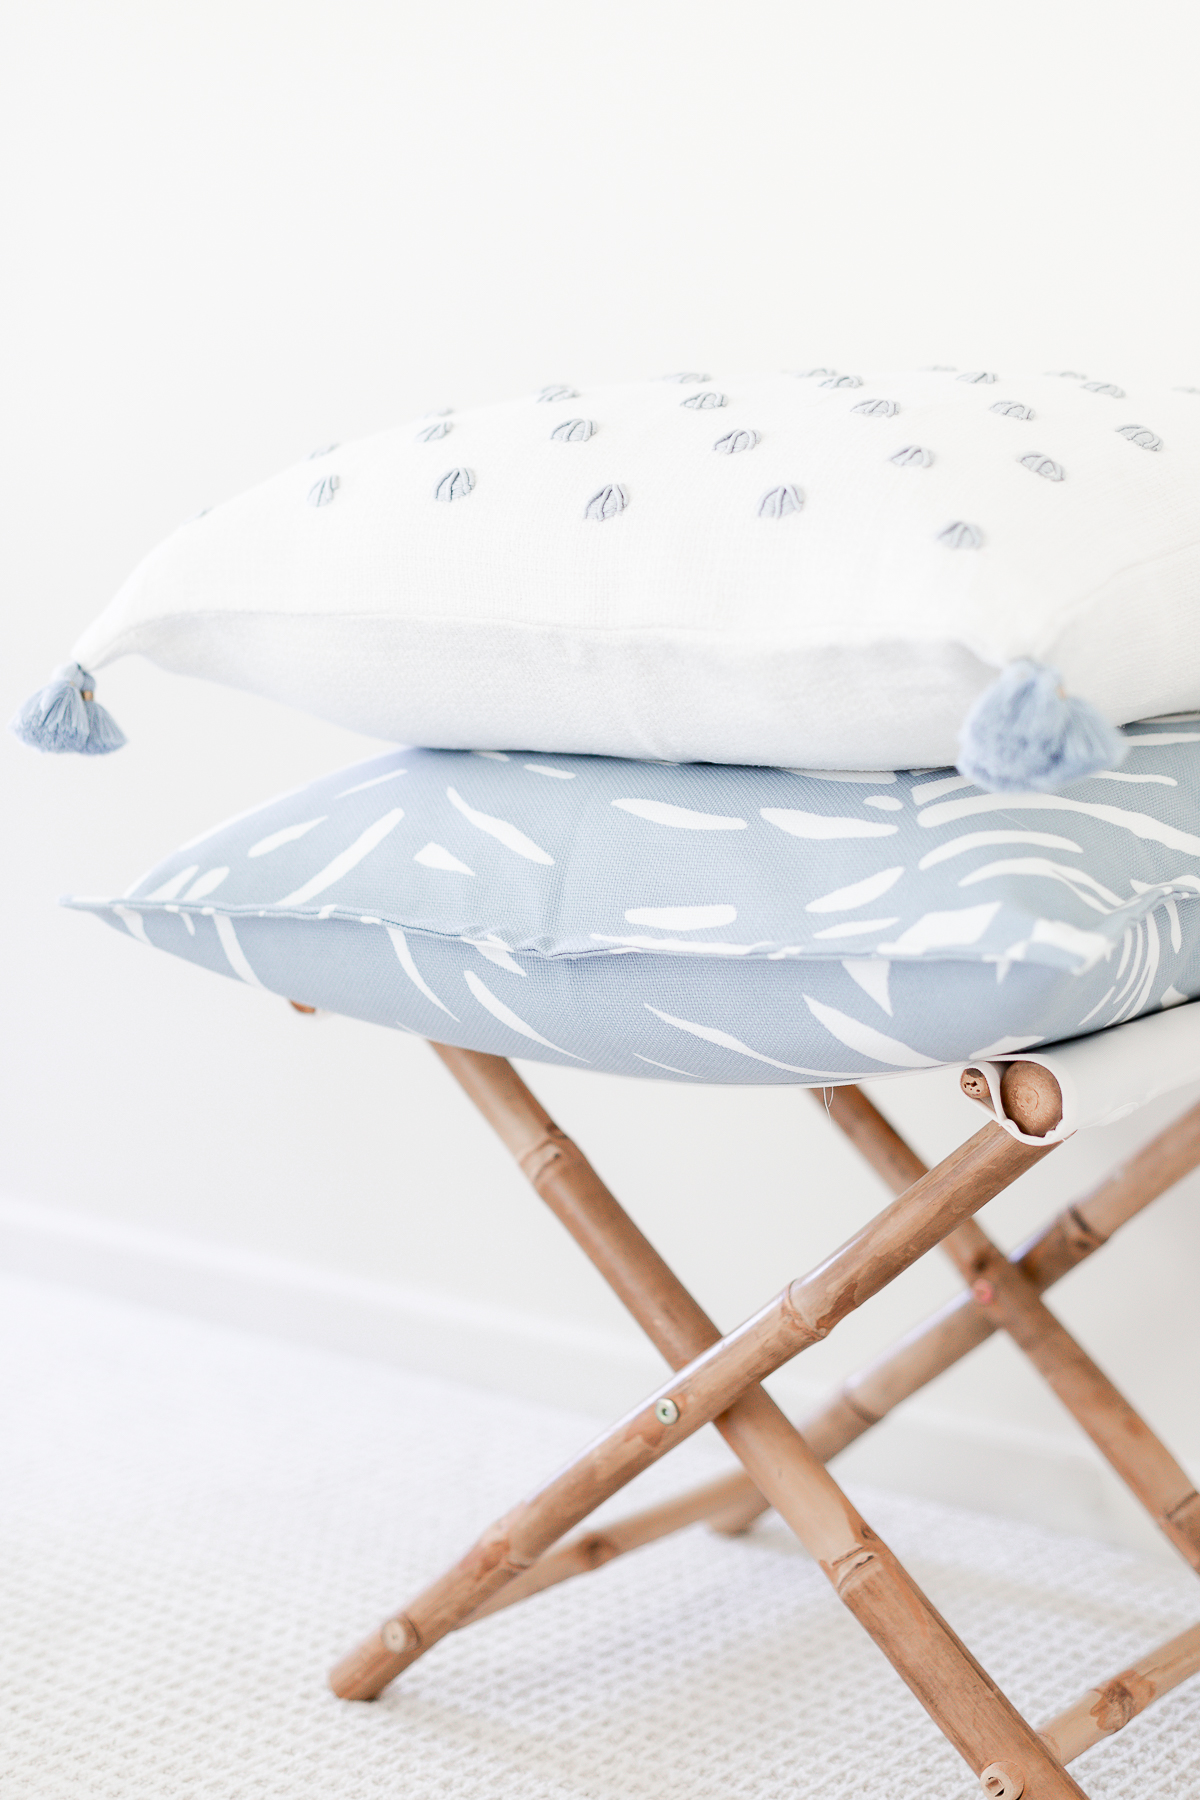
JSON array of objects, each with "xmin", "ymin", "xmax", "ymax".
[
  {"xmin": 712, "ymin": 1086, "xmax": 1200, "ymax": 1535},
  {"xmin": 460, "ymin": 1473, "xmax": 758, "ymax": 1620},
  {"xmin": 1040, "ymin": 1621, "xmax": 1200, "ymax": 1763},
  {"xmin": 816, "ymin": 1082, "xmax": 1200, "ymax": 1572},
  {"xmin": 475, "ymin": 1092, "xmax": 1200, "ymax": 1597},
  {"xmin": 331, "ymin": 1049, "xmax": 1085, "ymax": 1798},
  {"xmin": 942, "ymin": 1216, "xmax": 1200, "ymax": 1569}
]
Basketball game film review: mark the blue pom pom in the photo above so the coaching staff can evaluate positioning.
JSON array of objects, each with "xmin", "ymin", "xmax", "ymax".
[
  {"xmin": 9, "ymin": 663, "xmax": 125, "ymax": 755},
  {"xmin": 958, "ymin": 660, "xmax": 1126, "ymax": 792}
]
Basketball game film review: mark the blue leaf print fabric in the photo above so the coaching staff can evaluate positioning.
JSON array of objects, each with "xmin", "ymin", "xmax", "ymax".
[{"xmin": 65, "ymin": 722, "xmax": 1200, "ymax": 1083}]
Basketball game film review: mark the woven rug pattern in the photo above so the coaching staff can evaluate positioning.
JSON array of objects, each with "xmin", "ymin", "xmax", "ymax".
[{"xmin": 1, "ymin": 1271, "xmax": 1197, "ymax": 1799}]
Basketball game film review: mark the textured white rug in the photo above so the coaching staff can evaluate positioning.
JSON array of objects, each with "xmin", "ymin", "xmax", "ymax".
[{"xmin": 0, "ymin": 1272, "xmax": 1197, "ymax": 1799}]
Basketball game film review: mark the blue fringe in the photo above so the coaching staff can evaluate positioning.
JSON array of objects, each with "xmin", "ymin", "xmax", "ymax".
[
  {"xmin": 958, "ymin": 660, "xmax": 1126, "ymax": 792},
  {"xmin": 9, "ymin": 664, "xmax": 126, "ymax": 755}
]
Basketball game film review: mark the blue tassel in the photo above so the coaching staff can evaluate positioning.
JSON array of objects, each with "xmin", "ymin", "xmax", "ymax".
[
  {"xmin": 80, "ymin": 693, "xmax": 127, "ymax": 755},
  {"xmin": 9, "ymin": 663, "xmax": 126, "ymax": 755},
  {"xmin": 958, "ymin": 660, "xmax": 1126, "ymax": 792}
]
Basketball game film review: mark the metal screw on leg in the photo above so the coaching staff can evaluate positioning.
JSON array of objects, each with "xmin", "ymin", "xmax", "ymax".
[
  {"xmin": 654, "ymin": 1398, "xmax": 680, "ymax": 1425},
  {"xmin": 980, "ymin": 1763, "xmax": 1025, "ymax": 1799}
]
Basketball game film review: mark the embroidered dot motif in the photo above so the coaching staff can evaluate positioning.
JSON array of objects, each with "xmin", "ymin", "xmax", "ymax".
[
  {"xmin": 1118, "ymin": 425, "xmax": 1163, "ymax": 451},
  {"xmin": 307, "ymin": 475, "xmax": 339, "ymax": 507},
  {"xmin": 584, "ymin": 484, "xmax": 629, "ymax": 522},
  {"xmin": 758, "ymin": 485, "xmax": 803, "ymax": 518},
  {"xmin": 400, "ymin": 366, "xmax": 1182, "ymax": 556},
  {"xmin": 713, "ymin": 429, "xmax": 760, "ymax": 455},
  {"xmin": 939, "ymin": 521, "xmax": 983, "ymax": 549},
  {"xmin": 434, "ymin": 468, "xmax": 474, "ymax": 502},
  {"xmin": 307, "ymin": 444, "xmax": 338, "ymax": 459},
  {"xmin": 1019, "ymin": 454, "xmax": 1065, "ymax": 481},
  {"xmin": 1046, "ymin": 370, "xmax": 1087, "ymax": 379},
  {"xmin": 551, "ymin": 419, "xmax": 596, "ymax": 443}
]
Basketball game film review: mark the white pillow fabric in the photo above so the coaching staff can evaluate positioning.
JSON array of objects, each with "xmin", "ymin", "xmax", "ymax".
[{"xmin": 49, "ymin": 370, "xmax": 1200, "ymax": 772}]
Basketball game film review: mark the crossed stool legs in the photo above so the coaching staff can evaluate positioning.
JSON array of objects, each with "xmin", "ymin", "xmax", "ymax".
[{"xmin": 329, "ymin": 1046, "xmax": 1200, "ymax": 1798}]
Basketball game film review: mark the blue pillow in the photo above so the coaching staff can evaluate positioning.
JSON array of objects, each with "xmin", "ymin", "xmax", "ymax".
[{"xmin": 65, "ymin": 724, "xmax": 1200, "ymax": 1083}]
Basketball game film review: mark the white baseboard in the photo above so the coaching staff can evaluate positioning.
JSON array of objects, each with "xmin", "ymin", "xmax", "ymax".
[{"xmin": 0, "ymin": 1196, "xmax": 1179, "ymax": 1562}]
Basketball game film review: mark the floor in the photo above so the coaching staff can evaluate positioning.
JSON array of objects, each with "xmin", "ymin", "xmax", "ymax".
[{"xmin": 1, "ymin": 1272, "xmax": 1197, "ymax": 1799}]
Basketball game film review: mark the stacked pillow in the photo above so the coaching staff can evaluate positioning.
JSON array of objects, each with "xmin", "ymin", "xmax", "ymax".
[
  {"xmin": 67, "ymin": 721, "xmax": 1200, "ymax": 1081},
  {"xmin": 17, "ymin": 368, "xmax": 1200, "ymax": 790},
  {"xmin": 28, "ymin": 364, "xmax": 1200, "ymax": 1076}
]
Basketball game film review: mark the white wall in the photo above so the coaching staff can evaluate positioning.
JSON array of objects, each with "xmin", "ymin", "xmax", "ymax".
[{"xmin": 4, "ymin": 0, "xmax": 1200, "ymax": 1551}]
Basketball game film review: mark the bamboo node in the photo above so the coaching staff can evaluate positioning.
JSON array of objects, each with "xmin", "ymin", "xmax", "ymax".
[
  {"xmin": 783, "ymin": 1280, "xmax": 830, "ymax": 1343},
  {"xmin": 979, "ymin": 1762, "xmax": 1024, "ymax": 1799},
  {"xmin": 577, "ymin": 1532, "xmax": 619, "ymax": 1569},
  {"xmin": 1089, "ymin": 1670, "xmax": 1154, "ymax": 1734},
  {"xmin": 971, "ymin": 1279, "xmax": 996, "ymax": 1307},
  {"xmin": 517, "ymin": 1132, "xmax": 572, "ymax": 1184},
  {"xmin": 839, "ymin": 1385, "xmax": 885, "ymax": 1428},
  {"xmin": 828, "ymin": 1546, "xmax": 876, "ymax": 1594},
  {"xmin": 1064, "ymin": 1203, "xmax": 1106, "ymax": 1252},
  {"xmin": 1165, "ymin": 1489, "xmax": 1200, "ymax": 1531},
  {"xmin": 380, "ymin": 1618, "xmax": 412, "ymax": 1654}
]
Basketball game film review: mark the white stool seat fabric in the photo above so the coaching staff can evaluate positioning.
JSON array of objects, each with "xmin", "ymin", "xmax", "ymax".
[{"xmin": 978, "ymin": 998, "xmax": 1200, "ymax": 1142}]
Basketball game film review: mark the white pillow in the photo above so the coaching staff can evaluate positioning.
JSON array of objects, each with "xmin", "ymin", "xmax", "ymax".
[{"xmin": 19, "ymin": 369, "xmax": 1200, "ymax": 784}]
